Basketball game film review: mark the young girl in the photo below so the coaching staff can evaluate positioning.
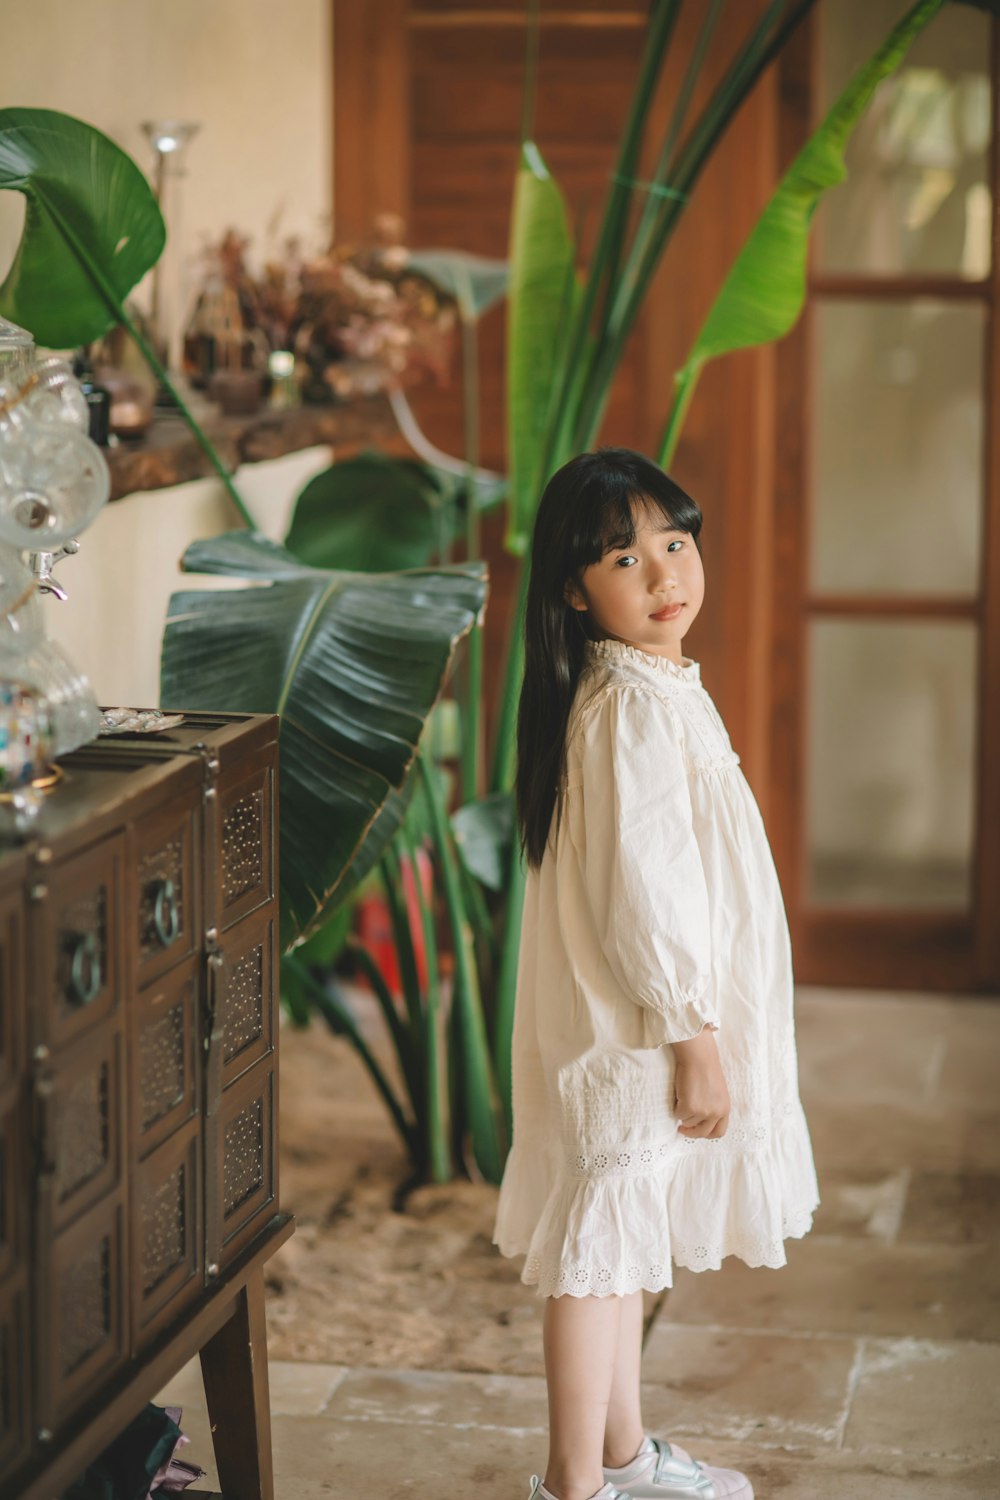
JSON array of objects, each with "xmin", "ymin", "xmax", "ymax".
[{"xmin": 493, "ymin": 449, "xmax": 819, "ymax": 1500}]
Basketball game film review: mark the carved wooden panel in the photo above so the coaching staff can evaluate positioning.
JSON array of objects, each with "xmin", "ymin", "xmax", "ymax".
[
  {"xmin": 132, "ymin": 955, "xmax": 200, "ymax": 1161},
  {"xmin": 132, "ymin": 1123, "xmax": 201, "ymax": 1348},
  {"xmin": 217, "ymin": 764, "xmax": 273, "ymax": 931},
  {"xmin": 0, "ymin": 885, "xmax": 24, "ymax": 1097},
  {"xmin": 219, "ymin": 907, "xmax": 274, "ymax": 1089},
  {"xmin": 47, "ymin": 1028, "xmax": 123, "ymax": 1235},
  {"xmin": 0, "ymin": 1100, "xmax": 19, "ymax": 1288},
  {"xmin": 217, "ymin": 1061, "xmax": 275, "ymax": 1269},
  {"xmin": 0, "ymin": 1277, "xmax": 28, "ymax": 1473},
  {"xmin": 39, "ymin": 1196, "xmax": 126, "ymax": 1429},
  {"xmin": 133, "ymin": 792, "xmax": 200, "ymax": 988},
  {"xmin": 37, "ymin": 835, "xmax": 124, "ymax": 1051}
]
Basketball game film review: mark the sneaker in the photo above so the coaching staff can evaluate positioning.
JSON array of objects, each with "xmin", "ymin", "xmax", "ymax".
[
  {"xmin": 602, "ymin": 1437, "xmax": 753, "ymax": 1499},
  {"xmin": 528, "ymin": 1479, "xmax": 627, "ymax": 1500}
]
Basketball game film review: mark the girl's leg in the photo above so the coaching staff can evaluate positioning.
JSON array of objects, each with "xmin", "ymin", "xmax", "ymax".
[
  {"xmin": 542, "ymin": 1293, "xmax": 623, "ymax": 1500},
  {"xmin": 602, "ymin": 1290, "xmax": 646, "ymax": 1468}
]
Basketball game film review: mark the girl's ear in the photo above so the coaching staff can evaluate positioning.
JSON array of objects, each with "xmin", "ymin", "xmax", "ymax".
[{"xmin": 563, "ymin": 577, "xmax": 588, "ymax": 612}]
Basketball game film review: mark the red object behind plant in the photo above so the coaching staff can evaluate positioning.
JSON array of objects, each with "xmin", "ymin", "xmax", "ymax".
[{"xmin": 355, "ymin": 844, "xmax": 433, "ymax": 999}]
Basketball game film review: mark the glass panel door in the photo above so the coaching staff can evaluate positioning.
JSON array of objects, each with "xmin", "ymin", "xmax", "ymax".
[{"xmin": 803, "ymin": 1, "xmax": 990, "ymax": 927}]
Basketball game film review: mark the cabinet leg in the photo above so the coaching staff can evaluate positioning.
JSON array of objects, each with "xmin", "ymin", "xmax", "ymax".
[{"xmin": 199, "ymin": 1268, "xmax": 275, "ymax": 1500}]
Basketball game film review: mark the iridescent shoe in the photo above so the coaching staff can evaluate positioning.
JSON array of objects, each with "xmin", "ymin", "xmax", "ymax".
[
  {"xmin": 602, "ymin": 1437, "xmax": 753, "ymax": 1499},
  {"xmin": 528, "ymin": 1479, "xmax": 627, "ymax": 1500}
]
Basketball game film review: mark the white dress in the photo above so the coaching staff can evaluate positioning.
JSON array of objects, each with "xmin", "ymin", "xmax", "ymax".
[{"xmin": 493, "ymin": 637, "xmax": 819, "ymax": 1298}]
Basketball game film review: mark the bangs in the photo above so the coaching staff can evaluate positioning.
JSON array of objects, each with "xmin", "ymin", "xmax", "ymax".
[{"xmin": 564, "ymin": 452, "xmax": 702, "ymax": 577}]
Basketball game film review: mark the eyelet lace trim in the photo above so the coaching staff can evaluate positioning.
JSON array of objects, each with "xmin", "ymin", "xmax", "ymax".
[
  {"xmin": 522, "ymin": 1208, "xmax": 816, "ymax": 1298},
  {"xmin": 569, "ymin": 1110, "xmax": 795, "ymax": 1177}
]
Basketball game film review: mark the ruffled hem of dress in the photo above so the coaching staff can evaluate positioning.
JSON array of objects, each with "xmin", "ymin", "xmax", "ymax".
[{"xmin": 493, "ymin": 1104, "xmax": 819, "ymax": 1299}]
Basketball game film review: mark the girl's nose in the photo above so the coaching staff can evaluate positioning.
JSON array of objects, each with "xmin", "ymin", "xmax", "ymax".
[{"xmin": 650, "ymin": 560, "xmax": 678, "ymax": 591}]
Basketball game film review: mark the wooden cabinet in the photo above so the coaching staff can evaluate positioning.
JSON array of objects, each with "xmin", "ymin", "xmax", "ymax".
[{"xmin": 0, "ymin": 711, "xmax": 291, "ymax": 1500}]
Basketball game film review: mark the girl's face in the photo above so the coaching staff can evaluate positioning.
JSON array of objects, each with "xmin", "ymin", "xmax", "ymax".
[{"xmin": 564, "ymin": 499, "xmax": 705, "ymax": 663}]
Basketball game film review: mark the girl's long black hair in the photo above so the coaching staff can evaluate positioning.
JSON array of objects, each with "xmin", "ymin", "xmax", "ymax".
[{"xmin": 515, "ymin": 447, "xmax": 703, "ymax": 869}]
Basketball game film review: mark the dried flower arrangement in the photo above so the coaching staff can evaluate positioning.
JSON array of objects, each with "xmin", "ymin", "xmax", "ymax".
[{"xmin": 183, "ymin": 213, "xmax": 457, "ymax": 403}]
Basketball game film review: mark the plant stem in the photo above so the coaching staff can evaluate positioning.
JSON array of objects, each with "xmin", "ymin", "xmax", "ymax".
[
  {"xmin": 418, "ymin": 755, "xmax": 506, "ymax": 1181},
  {"xmin": 461, "ymin": 628, "xmax": 484, "ymax": 804},
  {"xmin": 543, "ymin": 0, "xmax": 682, "ymax": 477},
  {"xmin": 573, "ymin": 0, "xmax": 818, "ymax": 448},
  {"xmin": 400, "ymin": 823, "xmax": 452, "ymax": 1183},
  {"xmin": 656, "ymin": 365, "xmax": 699, "ymax": 469},
  {"xmin": 494, "ymin": 841, "xmax": 526, "ymax": 1133},
  {"xmin": 346, "ymin": 935, "xmax": 422, "ymax": 1122},
  {"xmin": 458, "ymin": 276, "xmax": 484, "ymax": 803},
  {"xmin": 490, "ymin": 549, "xmax": 530, "ymax": 795},
  {"xmin": 37, "ymin": 191, "xmax": 256, "ymax": 530},
  {"xmin": 283, "ymin": 953, "xmax": 416, "ymax": 1159}
]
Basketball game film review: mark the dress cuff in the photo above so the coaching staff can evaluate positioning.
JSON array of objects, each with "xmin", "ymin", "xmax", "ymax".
[{"xmin": 640, "ymin": 992, "xmax": 718, "ymax": 1049}]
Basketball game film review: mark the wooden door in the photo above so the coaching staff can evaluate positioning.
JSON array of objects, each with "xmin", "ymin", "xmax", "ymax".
[
  {"xmin": 333, "ymin": 0, "xmax": 783, "ymax": 782},
  {"xmin": 773, "ymin": 4, "xmax": 1000, "ymax": 991}
]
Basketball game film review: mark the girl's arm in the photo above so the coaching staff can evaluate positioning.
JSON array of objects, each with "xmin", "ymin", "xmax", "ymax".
[{"xmin": 576, "ymin": 683, "xmax": 716, "ymax": 1047}]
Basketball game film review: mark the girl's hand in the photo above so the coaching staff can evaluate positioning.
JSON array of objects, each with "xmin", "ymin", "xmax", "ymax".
[{"xmin": 671, "ymin": 1027, "xmax": 730, "ymax": 1139}]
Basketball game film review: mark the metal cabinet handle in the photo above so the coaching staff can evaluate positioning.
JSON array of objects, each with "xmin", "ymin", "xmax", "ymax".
[
  {"xmin": 67, "ymin": 931, "xmax": 102, "ymax": 1005},
  {"xmin": 152, "ymin": 876, "xmax": 181, "ymax": 948}
]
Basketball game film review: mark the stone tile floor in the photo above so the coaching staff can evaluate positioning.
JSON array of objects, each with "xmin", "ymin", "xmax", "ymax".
[{"xmin": 158, "ymin": 986, "xmax": 1000, "ymax": 1499}]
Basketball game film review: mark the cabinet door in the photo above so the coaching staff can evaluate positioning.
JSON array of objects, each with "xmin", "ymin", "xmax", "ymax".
[
  {"xmin": 36, "ymin": 1194, "xmax": 127, "ymax": 1431},
  {"xmin": 218, "ymin": 906, "xmax": 275, "ymax": 1091},
  {"xmin": 34, "ymin": 834, "xmax": 125, "ymax": 1052},
  {"xmin": 35, "ymin": 1022, "xmax": 128, "ymax": 1431},
  {"xmin": 219, "ymin": 1060, "xmax": 276, "ymax": 1267},
  {"xmin": 132, "ymin": 791, "xmax": 201, "ymax": 989},
  {"xmin": 0, "ymin": 883, "xmax": 29, "ymax": 1471},
  {"xmin": 0, "ymin": 885, "xmax": 26, "ymax": 1288},
  {"xmin": 131, "ymin": 1121, "xmax": 201, "ymax": 1349},
  {"xmin": 132, "ymin": 954, "xmax": 200, "ymax": 1161},
  {"xmin": 0, "ymin": 1277, "xmax": 29, "ymax": 1473},
  {"xmin": 44, "ymin": 1026, "xmax": 124, "ymax": 1236},
  {"xmin": 215, "ymin": 761, "xmax": 274, "ymax": 932}
]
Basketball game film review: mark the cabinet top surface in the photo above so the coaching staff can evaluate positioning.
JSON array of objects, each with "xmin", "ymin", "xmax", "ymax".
[{"xmin": 0, "ymin": 709, "xmax": 279, "ymax": 871}]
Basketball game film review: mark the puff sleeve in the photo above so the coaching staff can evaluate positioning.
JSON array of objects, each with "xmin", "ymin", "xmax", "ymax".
[{"xmin": 574, "ymin": 684, "xmax": 716, "ymax": 1046}]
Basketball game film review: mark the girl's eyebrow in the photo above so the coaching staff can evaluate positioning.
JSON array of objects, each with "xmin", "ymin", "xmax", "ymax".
[{"xmin": 605, "ymin": 521, "xmax": 682, "ymax": 549}]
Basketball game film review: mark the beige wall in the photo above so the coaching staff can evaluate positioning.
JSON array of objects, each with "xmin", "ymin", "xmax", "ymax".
[
  {"xmin": 43, "ymin": 449, "xmax": 332, "ymax": 709},
  {"xmin": 0, "ymin": 0, "xmax": 331, "ymax": 359},
  {"xmin": 0, "ymin": 0, "xmax": 332, "ymax": 707}
]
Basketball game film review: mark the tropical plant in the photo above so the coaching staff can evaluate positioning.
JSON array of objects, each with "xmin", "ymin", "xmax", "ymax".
[
  {"xmin": 2, "ymin": 2, "xmax": 979, "ymax": 1185},
  {"xmin": 249, "ymin": 0, "xmax": 970, "ymax": 1183}
]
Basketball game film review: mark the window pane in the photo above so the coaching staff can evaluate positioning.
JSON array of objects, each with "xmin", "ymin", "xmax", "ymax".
[
  {"xmin": 816, "ymin": 3, "xmax": 991, "ymax": 278},
  {"xmin": 812, "ymin": 298, "xmax": 984, "ymax": 596},
  {"xmin": 806, "ymin": 618, "xmax": 976, "ymax": 909}
]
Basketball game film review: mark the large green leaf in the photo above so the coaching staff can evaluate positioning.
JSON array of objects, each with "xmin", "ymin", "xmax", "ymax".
[
  {"xmin": 286, "ymin": 453, "xmax": 453, "ymax": 571},
  {"xmin": 0, "ymin": 108, "xmax": 165, "ymax": 347},
  {"xmin": 451, "ymin": 791, "xmax": 514, "ymax": 893},
  {"xmin": 285, "ymin": 452, "xmax": 505, "ymax": 574},
  {"xmin": 407, "ymin": 250, "xmax": 508, "ymax": 321},
  {"xmin": 505, "ymin": 142, "xmax": 579, "ymax": 556},
  {"xmin": 160, "ymin": 532, "xmax": 487, "ymax": 951},
  {"xmin": 661, "ymin": 0, "xmax": 946, "ymax": 463}
]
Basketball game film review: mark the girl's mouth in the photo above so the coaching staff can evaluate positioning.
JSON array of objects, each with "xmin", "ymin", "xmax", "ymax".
[{"xmin": 650, "ymin": 603, "xmax": 684, "ymax": 621}]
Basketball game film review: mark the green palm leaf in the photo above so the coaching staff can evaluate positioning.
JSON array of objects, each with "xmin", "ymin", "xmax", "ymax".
[
  {"xmin": 505, "ymin": 142, "xmax": 579, "ymax": 555},
  {"xmin": 660, "ymin": 0, "xmax": 947, "ymax": 465},
  {"xmin": 160, "ymin": 531, "xmax": 487, "ymax": 951},
  {"xmin": 0, "ymin": 107, "xmax": 165, "ymax": 346}
]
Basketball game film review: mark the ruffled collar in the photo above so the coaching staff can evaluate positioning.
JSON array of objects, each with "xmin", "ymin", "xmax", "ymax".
[{"xmin": 585, "ymin": 636, "xmax": 701, "ymax": 684}]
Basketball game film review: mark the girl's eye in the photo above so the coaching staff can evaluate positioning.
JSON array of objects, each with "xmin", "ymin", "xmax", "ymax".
[
  {"xmin": 667, "ymin": 539, "xmax": 683, "ymax": 551},
  {"xmin": 614, "ymin": 555, "xmax": 637, "ymax": 568}
]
